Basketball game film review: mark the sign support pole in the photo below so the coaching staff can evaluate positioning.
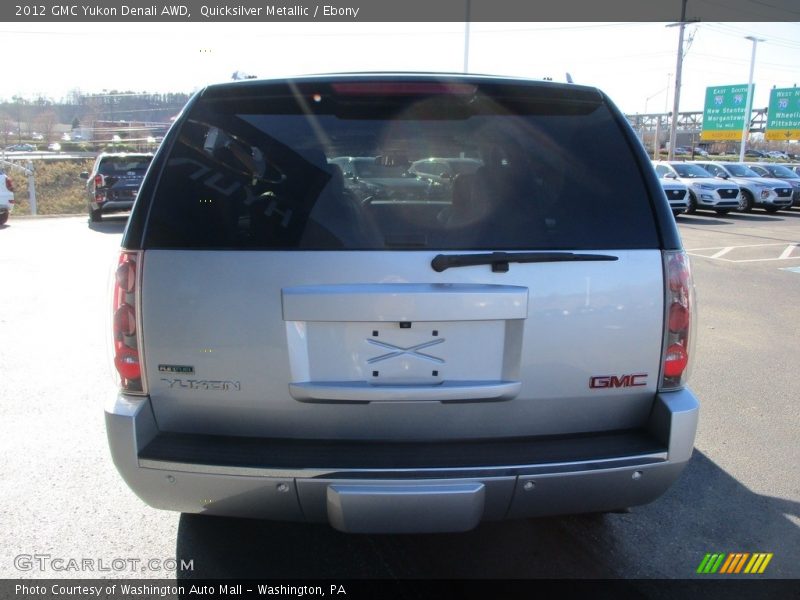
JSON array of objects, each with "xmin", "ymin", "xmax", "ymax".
[{"xmin": 739, "ymin": 36, "xmax": 764, "ymax": 162}]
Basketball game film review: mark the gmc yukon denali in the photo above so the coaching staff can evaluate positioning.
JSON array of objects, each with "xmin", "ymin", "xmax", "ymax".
[{"xmin": 105, "ymin": 74, "xmax": 699, "ymax": 533}]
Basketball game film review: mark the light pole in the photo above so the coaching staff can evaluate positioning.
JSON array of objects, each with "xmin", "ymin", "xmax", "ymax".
[
  {"xmin": 641, "ymin": 77, "xmax": 671, "ymax": 158},
  {"xmin": 738, "ymin": 36, "xmax": 765, "ymax": 163}
]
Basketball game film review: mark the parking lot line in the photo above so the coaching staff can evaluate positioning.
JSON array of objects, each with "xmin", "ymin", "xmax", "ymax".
[
  {"xmin": 710, "ymin": 247, "xmax": 734, "ymax": 259},
  {"xmin": 687, "ymin": 242, "xmax": 800, "ymax": 263},
  {"xmin": 778, "ymin": 244, "xmax": 799, "ymax": 260}
]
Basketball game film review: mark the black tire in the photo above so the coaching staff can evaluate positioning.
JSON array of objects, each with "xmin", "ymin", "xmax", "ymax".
[
  {"xmin": 672, "ymin": 210, "xmax": 684, "ymax": 219},
  {"xmin": 715, "ymin": 209, "xmax": 731, "ymax": 216},
  {"xmin": 739, "ymin": 190, "xmax": 754, "ymax": 212},
  {"xmin": 686, "ymin": 192, "xmax": 697, "ymax": 214},
  {"xmin": 764, "ymin": 206, "xmax": 780, "ymax": 214},
  {"xmin": 89, "ymin": 207, "xmax": 103, "ymax": 222},
  {"xmin": 0, "ymin": 211, "xmax": 8, "ymax": 225}
]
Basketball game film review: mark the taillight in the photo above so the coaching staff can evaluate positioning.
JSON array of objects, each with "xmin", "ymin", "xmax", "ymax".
[
  {"xmin": 113, "ymin": 251, "xmax": 145, "ymax": 393},
  {"xmin": 4, "ymin": 176, "xmax": 13, "ymax": 192},
  {"xmin": 94, "ymin": 174, "xmax": 106, "ymax": 203},
  {"xmin": 660, "ymin": 251, "xmax": 695, "ymax": 390}
]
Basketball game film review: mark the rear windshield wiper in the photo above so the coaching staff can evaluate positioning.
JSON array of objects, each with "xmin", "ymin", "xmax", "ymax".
[{"xmin": 431, "ymin": 251, "xmax": 619, "ymax": 272}]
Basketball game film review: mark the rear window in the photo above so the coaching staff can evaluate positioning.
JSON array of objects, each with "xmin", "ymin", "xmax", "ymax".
[
  {"xmin": 142, "ymin": 82, "xmax": 659, "ymax": 250},
  {"xmin": 98, "ymin": 156, "xmax": 151, "ymax": 175},
  {"xmin": 672, "ymin": 164, "xmax": 713, "ymax": 179}
]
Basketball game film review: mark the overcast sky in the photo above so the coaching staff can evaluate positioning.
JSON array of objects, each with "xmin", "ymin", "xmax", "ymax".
[{"xmin": 2, "ymin": 21, "xmax": 799, "ymax": 115}]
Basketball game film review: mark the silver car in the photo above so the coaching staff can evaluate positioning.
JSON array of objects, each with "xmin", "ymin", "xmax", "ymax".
[
  {"xmin": 693, "ymin": 161, "xmax": 793, "ymax": 213},
  {"xmin": 749, "ymin": 163, "xmax": 800, "ymax": 208},
  {"xmin": 105, "ymin": 74, "xmax": 699, "ymax": 533}
]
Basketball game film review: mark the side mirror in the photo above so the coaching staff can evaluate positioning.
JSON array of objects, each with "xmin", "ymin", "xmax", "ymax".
[
  {"xmin": 664, "ymin": 172, "xmax": 677, "ymax": 179},
  {"xmin": 79, "ymin": 171, "xmax": 90, "ymax": 180}
]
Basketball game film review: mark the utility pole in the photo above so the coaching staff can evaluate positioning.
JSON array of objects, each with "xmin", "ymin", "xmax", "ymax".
[
  {"xmin": 463, "ymin": 0, "xmax": 471, "ymax": 73},
  {"xmin": 667, "ymin": 0, "xmax": 688, "ymax": 161},
  {"xmin": 738, "ymin": 36, "xmax": 765, "ymax": 163}
]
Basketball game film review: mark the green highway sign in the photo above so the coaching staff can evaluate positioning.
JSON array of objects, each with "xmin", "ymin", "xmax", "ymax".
[
  {"xmin": 766, "ymin": 87, "xmax": 800, "ymax": 141},
  {"xmin": 701, "ymin": 84, "xmax": 752, "ymax": 141}
]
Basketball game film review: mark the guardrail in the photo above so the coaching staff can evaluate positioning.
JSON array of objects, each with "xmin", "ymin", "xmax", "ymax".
[{"xmin": 0, "ymin": 151, "xmax": 97, "ymax": 160}]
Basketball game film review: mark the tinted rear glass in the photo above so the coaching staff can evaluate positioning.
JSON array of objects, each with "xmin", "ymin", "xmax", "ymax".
[{"xmin": 143, "ymin": 83, "xmax": 658, "ymax": 250}]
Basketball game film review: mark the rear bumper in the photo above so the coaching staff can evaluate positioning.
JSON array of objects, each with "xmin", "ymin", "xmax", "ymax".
[
  {"xmin": 92, "ymin": 199, "xmax": 135, "ymax": 213},
  {"xmin": 105, "ymin": 389, "xmax": 699, "ymax": 533}
]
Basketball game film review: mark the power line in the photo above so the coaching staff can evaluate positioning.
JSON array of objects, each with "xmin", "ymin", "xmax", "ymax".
[{"xmin": 703, "ymin": 22, "xmax": 800, "ymax": 50}]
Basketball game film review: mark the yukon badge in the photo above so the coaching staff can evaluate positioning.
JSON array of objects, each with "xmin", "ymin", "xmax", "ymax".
[
  {"xmin": 590, "ymin": 374, "xmax": 648, "ymax": 389},
  {"xmin": 162, "ymin": 378, "xmax": 242, "ymax": 392}
]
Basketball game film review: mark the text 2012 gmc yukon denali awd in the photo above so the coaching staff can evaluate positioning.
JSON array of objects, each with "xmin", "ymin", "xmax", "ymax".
[{"xmin": 105, "ymin": 74, "xmax": 699, "ymax": 533}]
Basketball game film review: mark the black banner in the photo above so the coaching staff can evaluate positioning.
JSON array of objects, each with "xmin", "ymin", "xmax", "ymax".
[
  {"xmin": 2, "ymin": 0, "xmax": 800, "ymax": 22},
  {"xmin": 3, "ymin": 579, "xmax": 799, "ymax": 600}
]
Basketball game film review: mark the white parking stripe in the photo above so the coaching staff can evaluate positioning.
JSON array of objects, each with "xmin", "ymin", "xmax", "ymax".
[
  {"xmin": 686, "ymin": 242, "xmax": 800, "ymax": 263},
  {"xmin": 779, "ymin": 244, "xmax": 799, "ymax": 260},
  {"xmin": 710, "ymin": 247, "xmax": 734, "ymax": 259}
]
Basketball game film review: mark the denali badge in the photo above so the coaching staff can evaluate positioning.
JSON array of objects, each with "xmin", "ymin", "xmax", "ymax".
[
  {"xmin": 158, "ymin": 364, "xmax": 195, "ymax": 374},
  {"xmin": 590, "ymin": 374, "xmax": 648, "ymax": 389}
]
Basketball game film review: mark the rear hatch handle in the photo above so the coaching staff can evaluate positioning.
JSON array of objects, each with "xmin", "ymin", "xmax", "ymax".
[{"xmin": 431, "ymin": 252, "xmax": 619, "ymax": 273}]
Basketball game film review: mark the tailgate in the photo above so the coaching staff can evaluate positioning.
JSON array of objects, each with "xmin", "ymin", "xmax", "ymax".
[{"xmin": 141, "ymin": 249, "xmax": 664, "ymax": 440}]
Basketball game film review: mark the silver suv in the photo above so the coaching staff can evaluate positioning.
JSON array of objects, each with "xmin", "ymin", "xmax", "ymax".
[
  {"xmin": 693, "ymin": 161, "xmax": 793, "ymax": 213},
  {"xmin": 105, "ymin": 75, "xmax": 699, "ymax": 533}
]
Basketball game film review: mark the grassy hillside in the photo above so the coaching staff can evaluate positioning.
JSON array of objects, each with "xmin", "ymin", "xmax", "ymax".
[{"xmin": 3, "ymin": 158, "xmax": 94, "ymax": 215}]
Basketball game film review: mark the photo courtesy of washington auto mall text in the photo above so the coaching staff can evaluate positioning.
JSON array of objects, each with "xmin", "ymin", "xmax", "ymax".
[{"xmin": 15, "ymin": 583, "xmax": 347, "ymax": 598}]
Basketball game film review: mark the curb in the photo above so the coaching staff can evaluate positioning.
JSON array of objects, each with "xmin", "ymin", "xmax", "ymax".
[{"xmin": 10, "ymin": 214, "xmax": 87, "ymax": 219}]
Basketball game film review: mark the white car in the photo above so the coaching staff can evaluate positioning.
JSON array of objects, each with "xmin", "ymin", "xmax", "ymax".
[
  {"xmin": 0, "ymin": 172, "xmax": 14, "ymax": 225},
  {"xmin": 657, "ymin": 173, "xmax": 689, "ymax": 217},
  {"xmin": 652, "ymin": 161, "xmax": 740, "ymax": 215}
]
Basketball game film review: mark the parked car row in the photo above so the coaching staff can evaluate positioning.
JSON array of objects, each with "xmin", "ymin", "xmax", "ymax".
[{"xmin": 653, "ymin": 160, "xmax": 799, "ymax": 216}]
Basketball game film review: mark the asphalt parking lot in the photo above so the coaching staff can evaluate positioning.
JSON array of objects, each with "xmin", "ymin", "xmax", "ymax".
[{"xmin": 0, "ymin": 211, "xmax": 797, "ymax": 582}]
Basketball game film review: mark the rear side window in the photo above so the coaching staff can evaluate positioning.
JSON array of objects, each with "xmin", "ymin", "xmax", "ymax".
[{"xmin": 142, "ymin": 82, "xmax": 659, "ymax": 250}]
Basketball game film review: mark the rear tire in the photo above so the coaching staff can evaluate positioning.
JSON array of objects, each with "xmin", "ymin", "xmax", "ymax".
[
  {"xmin": 0, "ymin": 212, "xmax": 8, "ymax": 225},
  {"xmin": 715, "ymin": 209, "xmax": 731, "ymax": 216},
  {"xmin": 89, "ymin": 207, "xmax": 102, "ymax": 222},
  {"xmin": 764, "ymin": 206, "xmax": 779, "ymax": 214}
]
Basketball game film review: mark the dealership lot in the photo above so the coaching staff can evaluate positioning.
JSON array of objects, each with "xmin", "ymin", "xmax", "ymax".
[{"xmin": 0, "ymin": 213, "xmax": 797, "ymax": 579}]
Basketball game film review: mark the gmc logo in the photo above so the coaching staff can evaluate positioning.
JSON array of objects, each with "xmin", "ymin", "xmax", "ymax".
[{"xmin": 590, "ymin": 374, "xmax": 648, "ymax": 389}]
